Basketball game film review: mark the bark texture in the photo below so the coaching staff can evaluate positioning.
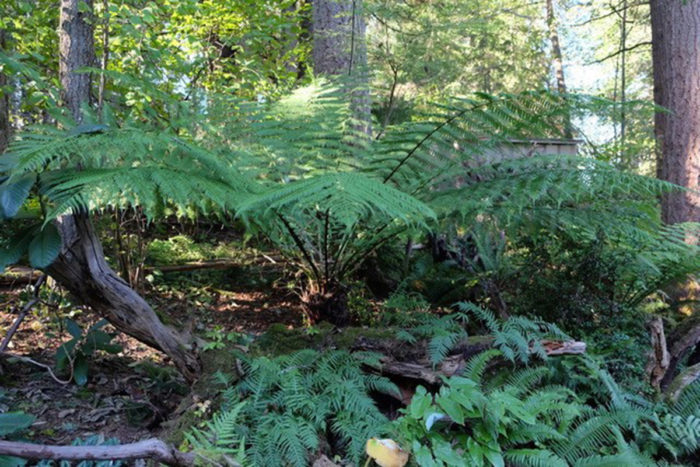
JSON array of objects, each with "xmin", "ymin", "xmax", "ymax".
[
  {"xmin": 0, "ymin": 29, "xmax": 10, "ymax": 152},
  {"xmin": 59, "ymin": 0, "xmax": 95, "ymax": 120},
  {"xmin": 650, "ymin": 0, "xmax": 700, "ymax": 224},
  {"xmin": 312, "ymin": 0, "xmax": 371, "ymax": 135},
  {"xmin": 53, "ymin": 0, "xmax": 200, "ymax": 380}
]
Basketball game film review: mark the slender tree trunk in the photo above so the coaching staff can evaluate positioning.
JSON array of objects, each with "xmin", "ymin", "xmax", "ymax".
[
  {"xmin": 650, "ymin": 0, "xmax": 700, "ymax": 225},
  {"xmin": 0, "ymin": 29, "xmax": 10, "ymax": 153},
  {"xmin": 312, "ymin": 0, "xmax": 371, "ymax": 136},
  {"xmin": 619, "ymin": 0, "xmax": 627, "ymax": 155},
  {"xmin": 51, "ymin": 0, "xmax": 200, "ymax": 381},
  {"xmin": 545, "ymin": 0, "xmax": 572, "ymax": 138}
]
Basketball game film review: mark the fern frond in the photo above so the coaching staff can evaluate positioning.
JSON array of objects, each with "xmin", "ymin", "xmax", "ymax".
[{"xmin": 504, "ymin": 448, "xmax": 567, "ymax": 467}]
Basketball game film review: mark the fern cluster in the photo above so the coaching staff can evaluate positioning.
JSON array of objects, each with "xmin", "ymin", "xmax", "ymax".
[
  {"xmin": 185, "ymin": 402, "xmax": 247, "ymax": 466},
  {"xmin": 210, "ymin": 349, "xmax": 398, "ymax": 466}
]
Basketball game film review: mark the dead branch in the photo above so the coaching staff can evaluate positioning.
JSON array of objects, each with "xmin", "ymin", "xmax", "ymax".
[
  {"xmin": 587, "ymin": 41, "xmax": 651, "ymax": 64},
  {"xmin": 0, "ymin": 352, "xmax": 71, "ymax": 385},
  {"xmin": 0, "ymin": 438, "xmax": 195, "ymax": 466},
  {"xmin": 0, "ymin": 275, "xmax": 46, "ymax": 352}
]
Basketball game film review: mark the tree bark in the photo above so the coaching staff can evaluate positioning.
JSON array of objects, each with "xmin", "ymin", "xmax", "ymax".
[
  {"xmin": 312, "ymin": 0, "xmax": 371, "ymax": 136},
  {"xmin": 52, "ymin": 0, "xmax": 200, "ymax": 381},
  {"xmin": 59, "ymin": 0, "xmax": 95, "ymax": 120},
  {"xmin": 650, "ymin": 0, "xmax": 700, "ymax": 225},
  {"xmin": 0, "ymin": 29, "xmax": 10, "ymax": 153}
]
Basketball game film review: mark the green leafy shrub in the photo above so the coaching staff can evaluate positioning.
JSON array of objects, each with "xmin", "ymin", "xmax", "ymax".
[
  {"xmin": 393, "ymin": 354, "xmax": 660, "ymax": 466},
  {"xmin": 55, "ymin": 319, "xmax": 122, "ymax": 386}
]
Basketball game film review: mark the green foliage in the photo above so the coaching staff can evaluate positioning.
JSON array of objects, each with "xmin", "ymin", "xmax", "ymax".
[
  {"xmin": 214, "ymin": 350, "xmax": 398, "ymax": 466},
  {"xmin": 392, "ymin": 353, "xmax": 667, "ymax": 466},
  {"xmin": 0, "ymin": 412, "xmax": 35, "ymax": 437},
  {"xmin": 146, "ymin": 235, "xmax": 241, "ymax": 266},
  {"xmin": 55, "ymin": 319, "xmax": 122, "ymax": 386},
  {"xmin": 457, "ymin": 302, "xmax": 569, "ymax": 364},
  {"xmin": 3, "ymin": 83, "xmax": 695, "ymax": 326},
  {"xmin": 184, "ymin": 402, "xmax": 247, "ymax": 466},
  {"xmin": 391, "ymin": 312, "xmax": 469, "ymax": 366}
]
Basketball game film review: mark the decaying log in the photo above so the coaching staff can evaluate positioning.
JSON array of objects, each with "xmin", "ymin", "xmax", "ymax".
[
  {"xmin": 646, "ymin": 316, "xmax": 670, "ymax": 390},
  {"xmin": 0, "ymin": 267, "xmax": 41, "ymax": 287},
  {"xmin": 366, "ymin": 338, "xmax": 586, "ymax": 390},
  {"xmin": 0, "ymin": 438, "xmax": 196, "ymax": 466},
  {"xmin": 144, "ymin": 260, "xmax": 239, "ymax": 274},
  {"xmin": 666, "ymin": 362, "xmax": 700, "ymax": 402}
]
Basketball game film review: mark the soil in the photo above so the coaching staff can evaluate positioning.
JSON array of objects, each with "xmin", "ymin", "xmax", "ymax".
[{"xmin": 0, "ymin": 261, "xmax": 306, "ymax": 446}]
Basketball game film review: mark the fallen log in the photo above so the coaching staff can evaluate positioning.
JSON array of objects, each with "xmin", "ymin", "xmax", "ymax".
[
  {"xmin": 368, "ymin": 339, "xmax": 586, "ymax": 392},
  {"xmin": 0, "ymin": 267, "xmax": 41, "ymax": 287},
  {"xmin": 0, "ymin": 438, "xmax": 196, "ymax": 466}
]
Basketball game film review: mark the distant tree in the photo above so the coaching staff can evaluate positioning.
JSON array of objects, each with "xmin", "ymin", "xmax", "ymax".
[
  {"xmin": 312, "ymin": 0, "xmax": 371, "ymax": 135},
  {"xmin": 545, "ymin": 0, "xmax": 572, "ymax": 138}
]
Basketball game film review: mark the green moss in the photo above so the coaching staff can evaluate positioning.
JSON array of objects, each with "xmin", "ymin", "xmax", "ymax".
[{"xmin": 251, "ymin": 323, "xmax": 403, "ymax": 356}]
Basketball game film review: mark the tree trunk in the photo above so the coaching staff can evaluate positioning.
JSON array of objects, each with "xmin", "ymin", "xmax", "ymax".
[
  {"xmin": 545, "ymin": 0, "xmax": 572, "ymax": 138},
  {"xmin": 52, "ymin": 0, "xmax": 200, "ymax": 381},
  {"xmin": 59, "ymin": 0, "xmax": 95, "ymax": 120},
  {"xmin": 312, "ymin": 0, "xmax": 371, "ymax": 136},
  {"xmin": 650, "ymin": 0, "xmax": 700, "ymax": 391},
  {"xmin": 0, "ymin": 29, "xmax": 10, "ymax": 153},
  {"xmin": 650, "ymin": 0, "xmax": 700, "ymax": 225}
]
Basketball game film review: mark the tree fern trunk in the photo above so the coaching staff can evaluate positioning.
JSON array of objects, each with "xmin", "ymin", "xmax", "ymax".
[{"xmin": 50, "ymin": 0, "xmax": 200, "ymax": 381}]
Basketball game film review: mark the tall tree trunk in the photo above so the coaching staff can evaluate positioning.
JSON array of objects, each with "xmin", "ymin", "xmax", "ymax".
[
  {"xmin": 619, "ymin": 0, "xmax": 627, "ymax": 155},
  {"xmin": 650, "ymin": 0, "xmax": 700, "ymax": 391},
  {"xmin": 650, "ymin": 0, "xmax": 700, "ymax": 225},
  {"xmin": 545, "ymin": 0, "xmax": 572, "ymax": 138},
  {"xmin": 0, "ymin": 29, "xmax": 10, "ymax": 153},
  {"xmin": 312, "ymin": 0, "xmax": 371, "ymax": 136},
  {"xmin": 51, "ymin": 0, "xmax": 200, "ymax": 381}
]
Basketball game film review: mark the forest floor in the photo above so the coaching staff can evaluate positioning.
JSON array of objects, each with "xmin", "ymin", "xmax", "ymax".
[{"xmin": 0, "ymin": 261, "xmax": 306, "ymax": 446}]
